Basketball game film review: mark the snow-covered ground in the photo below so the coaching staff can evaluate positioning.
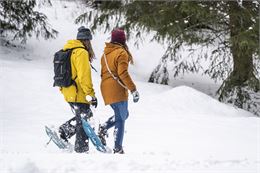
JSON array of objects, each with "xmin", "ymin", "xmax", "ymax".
[{"xmin": 0, "ymin": 1, "xmax": 260, "ymax": 173}]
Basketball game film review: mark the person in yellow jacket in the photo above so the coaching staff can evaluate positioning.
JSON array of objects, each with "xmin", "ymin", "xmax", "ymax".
[
  {"xmin": 58, "ymin": 26, "xmax": 97, "ymax": 153},
  {"xmin": 98, "ymin": 28, "xmax": 140, "ymax": 154}
]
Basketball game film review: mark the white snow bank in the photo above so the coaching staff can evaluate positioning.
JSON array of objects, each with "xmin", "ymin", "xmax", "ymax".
[
  {"xmin": 1, "ymin": 54, "xmax": 259, "ymax": 173},
  {"xmin": 1, "ymin": 153, "xmax": 259, "ymax": 173},
  {"xmin": 135, "ymin": 85, "xmax": 253, "ymax": 117}
]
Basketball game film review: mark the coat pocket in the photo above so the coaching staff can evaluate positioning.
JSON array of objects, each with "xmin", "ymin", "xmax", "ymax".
[{"xmin": 61, "ymin": 85, "xmax": 77, "ymax": 102}]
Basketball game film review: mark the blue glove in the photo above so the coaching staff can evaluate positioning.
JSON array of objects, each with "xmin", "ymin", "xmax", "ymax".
[{"xmin": 131, "ymin": 90, "xmax": 139, "ymax": 103}]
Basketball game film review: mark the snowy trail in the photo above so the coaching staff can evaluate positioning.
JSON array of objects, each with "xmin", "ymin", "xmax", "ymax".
[
  {"xmin": 1, "ymin": 153, "xmax": 259, "ymax": 173},
  {"xmin": 0, "ymin": 57, "xmax": 259, "ymax": 173}
]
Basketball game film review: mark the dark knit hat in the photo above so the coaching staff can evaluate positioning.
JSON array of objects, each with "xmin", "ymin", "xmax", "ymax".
[
  {"xmin": 111, "ymin": 28, "xmax": 126, "ymax": 45},
  {"xmin": 77, "ymin": 26, "xmax": 92, "ymax": 40}
]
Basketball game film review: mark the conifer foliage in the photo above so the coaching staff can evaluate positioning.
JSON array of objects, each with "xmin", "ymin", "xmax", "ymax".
[
  {"xmin": 77, "ymin": 1, "xmax": 260, "ymax": 115},
  {"xmin": 0, "ymin": 0, "xmax": 57, "ymax": 44}
]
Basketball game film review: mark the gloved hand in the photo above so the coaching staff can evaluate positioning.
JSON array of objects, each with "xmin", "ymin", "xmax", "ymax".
[
  {"xmin": 91, "ymin": 97, "xmax": 98, "ymax": 108},
  {"xmin": 131, "ymin": 90, "xmax": 139, "ymax": 103},
  {"xmin": 86, "ymin": 95, "xmax": 98, "ymax": 108}
]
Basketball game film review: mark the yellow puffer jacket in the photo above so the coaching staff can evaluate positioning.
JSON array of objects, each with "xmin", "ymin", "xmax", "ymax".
[{"xmin": 60, "ymin": 40, "xmax": 95, "ymax": 103}]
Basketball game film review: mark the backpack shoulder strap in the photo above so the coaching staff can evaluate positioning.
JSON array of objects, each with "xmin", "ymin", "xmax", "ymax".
[
  {"xmin": 71, "ymin": 47, "xmax": 86, "ymax": 50},
  {"xmin": 65, "ymin": 47, "xmax": 86, "ymax": 53}
]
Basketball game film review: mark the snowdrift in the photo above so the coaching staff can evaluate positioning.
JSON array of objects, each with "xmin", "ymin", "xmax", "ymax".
[{"xmin": 134, "ymin": 85, "xmax": 253, "ymax": 117}]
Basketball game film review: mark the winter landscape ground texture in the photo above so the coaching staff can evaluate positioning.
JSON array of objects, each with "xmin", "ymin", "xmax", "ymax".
[{"xmin": 0, "ymin": 1, "xmax": 259, "ymax": 173}]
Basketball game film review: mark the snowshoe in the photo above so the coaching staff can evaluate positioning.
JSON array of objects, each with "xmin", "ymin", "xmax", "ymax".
[{"xmin": 45, "ymin": 126, "xmax": 73, "ymax": 151}]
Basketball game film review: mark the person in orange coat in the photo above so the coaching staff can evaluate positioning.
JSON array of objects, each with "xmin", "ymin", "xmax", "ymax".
[{"xmin": 99, "ymin": 28, "xmax": 139, "ymax": 154}]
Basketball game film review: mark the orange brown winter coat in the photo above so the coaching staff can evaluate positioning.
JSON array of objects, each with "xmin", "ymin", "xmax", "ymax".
[{"xmin": 100, "ymin": 43, "xmax": 136, "ymax": 105}]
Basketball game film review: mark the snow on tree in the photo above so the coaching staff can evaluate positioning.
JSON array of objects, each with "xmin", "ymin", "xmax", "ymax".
[
  {"xmin": 0, "ymin": 0, "xmax": 58, "ymax": 44},
  {"xmin": 75, "ymin": 1, "xmax": 260, "ymax": 116}
]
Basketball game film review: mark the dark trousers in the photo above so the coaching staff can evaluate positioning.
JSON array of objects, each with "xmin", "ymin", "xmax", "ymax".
[{"xmin": 59, "ymin": 102, "xmax": 92, "ymax": 153}]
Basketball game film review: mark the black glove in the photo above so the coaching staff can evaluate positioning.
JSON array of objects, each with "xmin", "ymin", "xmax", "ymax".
[
  {"xmin": 91, "ymin": 97, "xmax": 98, "ymax": 108},
  {"xmin": 86, "ymin": 95, "xmax": 98, "ymax": 108}
]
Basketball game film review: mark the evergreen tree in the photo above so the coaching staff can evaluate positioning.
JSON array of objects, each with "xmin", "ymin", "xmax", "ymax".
[
  {"xmin": 0, "ymin": 0, "xmax": 57, "ymax": 44},
  {"xmin": 76, "ymin": 1, "xmax": 260, "ymax": 115}
]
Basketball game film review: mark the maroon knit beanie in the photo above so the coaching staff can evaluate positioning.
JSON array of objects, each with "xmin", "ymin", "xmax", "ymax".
[{"xmin": 111, "ymin": 28, "xmax": 126, "ymax": 45}]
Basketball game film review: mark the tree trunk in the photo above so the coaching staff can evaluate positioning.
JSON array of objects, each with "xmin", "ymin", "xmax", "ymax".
[
  {"xmin": 229, "ymin": 1, "xmax": 254, "ymax": 84},
  {"xmin": 218, "ymin": 1, "xmax": 260, "ymax": 115}
]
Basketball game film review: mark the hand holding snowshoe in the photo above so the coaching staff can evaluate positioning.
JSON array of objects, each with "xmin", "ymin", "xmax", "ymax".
[{"xmin": 86, "ymin": 95, "xmax": 98, "ymax": 108}]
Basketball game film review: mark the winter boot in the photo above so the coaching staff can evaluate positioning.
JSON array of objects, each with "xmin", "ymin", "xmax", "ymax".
[
  {"xmin": 98, "ymin": 125, "xmax": 108, "ymax": 146},
  {"xmin": 74, "ymin": 122, "xmax": 89, "ymax": 153},
  {"xmin": 59, "ymin": 122, "xmax": 76, "ymax": 142},
  {"xmin": 75, "ymin": 139, "xmax": 89, "ymax": 153},
  {"xmin": 113, "ymin": 147, "xmax": 124, "ymax": 154},
  {"xmin": 59, "ymin": 127, "xmax": 68, "ymax": 142}
]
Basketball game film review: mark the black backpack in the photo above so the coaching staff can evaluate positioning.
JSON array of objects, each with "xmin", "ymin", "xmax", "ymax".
[{"xmin": 53, "ymin": 47, "xmax": 84, "ymax": 87}]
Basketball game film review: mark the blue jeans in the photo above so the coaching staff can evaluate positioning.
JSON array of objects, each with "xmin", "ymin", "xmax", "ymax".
[{"xmin": 102, "ymin": 101, "xmax": 129, "ymax": 149}]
